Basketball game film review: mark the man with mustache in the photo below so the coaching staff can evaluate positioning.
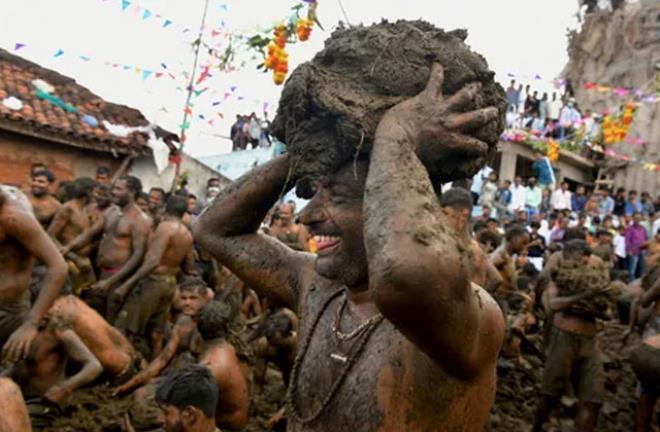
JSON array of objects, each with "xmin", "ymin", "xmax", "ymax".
[{"xmin": 195, "ymin": 62, "xmax": 505, "ymax": 431}]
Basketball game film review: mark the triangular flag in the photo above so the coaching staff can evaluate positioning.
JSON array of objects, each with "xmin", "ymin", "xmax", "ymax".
[
  {"xmin": 121, "ymin": 0, "xmax": 131, "ymax": 11},
  {"xmin": 54, "ymin": 49, "xmax": 64, "ymax": 58},
  {"xmin": 198, "ymin": 114, "xmax": 205, "ymax": 120},
  {"xmin": 184, "ymin": 107, "xmax": 193, "ymax": 115},
  {"xmin": 14, "ymin": 43, "xmax": 25, "ymax": 51},
  {"xmin": 211, "ymin": 29, "xmax": 221, "ymax": 37},
  {"xmin": 142, "ymin": 70, "xmax": 153, "ymax": 80},
  {"xmin": 230, "ymin": 86, "xmax": 237, "ymax": 92},
  {"xmin": 212, "ymin": 101, "xmax": 221, "ymax": 106},
  {"xmin": 237, "ymin": 96, "xmax": 244, "ymax": 101},
  {"xmin": 160, "ymin": 63, "xmax": 168, "ymax": 69},
  {"xmin": 79, "ymin": 55, "xmax": 91, "ymax": 61},
  {"xmin": 155, "ymin": 72, "xmax": 164, "ymax": 78},
  {"xmin": 217, "ymin": 112, "xmax": 224, "ymax": 119},
  {"xmin": 123, "ymin": 65, "xmax": 131, "ymax": 70},
  {"xmin": 163, "ymin": 19, "xmax": 172, "ymax": 28},
  {"xmin": 143, "ymin": 9, "xmax": 152, "ymax": 20}
]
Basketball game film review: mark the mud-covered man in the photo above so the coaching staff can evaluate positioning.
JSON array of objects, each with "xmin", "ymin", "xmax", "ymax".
[
  {"xmin": 110, "ymin": 195, "xmax": 193, "ymax": 357},
  {"xmin": 533, "ymin": 239, "xmax": 612, "ymax": 432},
  {"xmin": 490, "ymin": 224, "xmax": 530, "ymax": 301},
  {"xmin": 195, "ymin": 62, "xmax": 505, "ymax": 430},
  {"xmin": 61, "ymin": 176, "xmax": 150, "ymax": 317},
  {"xmin": 0, "ymin": 185, "xmax": 67, "ymax": 363},
  {"xmin": 27, "ymin": 169, "xmax": 61, "ymax": 229},
  {"xmin": 48, "ymin": 177, "xmax": 98, "ymax": 295}
]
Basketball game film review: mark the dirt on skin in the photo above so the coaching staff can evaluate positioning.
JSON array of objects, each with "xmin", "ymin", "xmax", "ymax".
[
  {"xmin": 487, "ymin": 321, "xmax": 639, "ymax": 432},
  {"xmin": 271, "ymin": 19, "xmax": 507, "ymax": 196}
]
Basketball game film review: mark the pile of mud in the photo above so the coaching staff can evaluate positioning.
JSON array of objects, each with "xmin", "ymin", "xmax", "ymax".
[
  {"xmin": 488, "ymin": 322, "xmax": 638, "ymax": 431},
  {"xmin": 271, "ymin": 19, "xmax": 506, "ymax": 193}
]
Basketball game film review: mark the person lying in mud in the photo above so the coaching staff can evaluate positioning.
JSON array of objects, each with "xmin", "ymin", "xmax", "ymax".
[
  {"xmin": 7, "ymin": 311, "xmax": 103, "ymax": 429},
  {"xmin": 47, "ymin": 177, "xmax": 98, "ymax": 295},
  {"xmin": 110, "ymin": 195, "xmax": 194, "ymax": 358},
  {"xmin": 440, "ymin": 187, "xmax": 503, "ymax": 294},
  {"xmin": 0, "ymin": 377, "xmax": 32, "ymax": 432},
  {"xmin": 46, "ymin": 295, "xmax": 140, "ymax": 384},
  {"xmin": 195, "ymin": 63, "xmax": 505, "ymax": 431},
  {"xmin": 120, "ymin": 301, "xmax": 249, "ymax": 432},
  {"xmin": 113, "ymin": 279, "xmax": 211, "ymax": 395},
  {"xmin": 0, "ymin": 185, "xmax": 67, "ymax": 363}
]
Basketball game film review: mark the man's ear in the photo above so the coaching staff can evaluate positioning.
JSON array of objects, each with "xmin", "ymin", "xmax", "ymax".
[{"xmin": 181, "ymin": 406, "xmax": 198, "ymax": 426}]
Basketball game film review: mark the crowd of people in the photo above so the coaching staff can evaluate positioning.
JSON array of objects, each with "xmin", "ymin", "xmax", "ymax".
[
  {"xmin": 503, "ymin": 80, "xmax": 601, "ymax": 144},
  {"xmin": 0, "ymin": 83, "xmax": 659, "ymax": 432},
  {"xmin": 229, "ymin": 112, "xmax": 272, "ymax": 151}
]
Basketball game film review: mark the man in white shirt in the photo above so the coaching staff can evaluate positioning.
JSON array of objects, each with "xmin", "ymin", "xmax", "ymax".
[
  {"xmin": 510, "ymin": 176, "xmax": 527, "ymax": 213},
  {"xmin": 551, "ymin": 181, "xmax": 573, "ymax": 211},
  {"xmin": 547, "ymin": 92, "xmax": 562, "ymax": 123},
  {"xmin": 525, "ymin": 176, "xmax": 543, "ymax": 216},
  {"xmin": 470, "ymin": 166, "xmax": 493, "ymax": 204}
]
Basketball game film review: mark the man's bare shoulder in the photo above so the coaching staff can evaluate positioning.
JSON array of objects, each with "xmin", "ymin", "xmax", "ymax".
[{"xmin": 0, "ymin": 185, "xmax": 33, "ymax": 214}]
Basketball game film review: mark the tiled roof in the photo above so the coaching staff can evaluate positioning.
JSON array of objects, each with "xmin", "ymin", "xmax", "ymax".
[{"xmin": 0, "ymin": 48, "xmax": 151, "ymax": 155}]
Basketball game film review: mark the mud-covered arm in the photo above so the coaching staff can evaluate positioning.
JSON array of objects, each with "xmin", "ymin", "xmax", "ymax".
[
  {"xmin": 640, "ymin": 276, "xmax": 660, "ymax": 308},
  {"xmin": 547, "ymin": 281, "xmax": 604, "ymax": 312},
  {"xmin": 114, "ymin": 320, "xmax": 182, "ymax": 394},
  {"xmin": 364, "ymin": 63, "xmax": 504, "ymax": 381},
  {"xmin": 46, "ymin": 329, "xmax": 103, "ymax": 403},
  {"xmin": 2, "ymin": 207, "xmax": 67, "ymax": 361},
  {"xmin": 46, "ymin": 205, "xmax": 71, "ymax": 246},
  {"xmin": 61, "ymin": 216, "xmax": 104, "ymax": 254},
  {"xmin": 115, "ymin": 225, "xmax": 170, "ymax": 296},
  {"xmin": 194, "ymin": 155, "xmax": 314, "ymax": 311},
  {"xmin": 485, "ymin": 260, "xmax": 504, "ymax": 294}
]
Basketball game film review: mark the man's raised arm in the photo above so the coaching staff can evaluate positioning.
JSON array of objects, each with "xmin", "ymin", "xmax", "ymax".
[
  {"xmin": 194, "ymin": 155, "xmax": 314, "ymax": 311},
  {"xmin": 364, "ymin": 63, "xmax": 504, "ymax": 381}
]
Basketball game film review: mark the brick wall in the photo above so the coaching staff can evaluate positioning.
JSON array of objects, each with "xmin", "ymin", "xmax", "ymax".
[{"xmin": 0, "ymin": 130, "xmax": 122, "ymax": 188}]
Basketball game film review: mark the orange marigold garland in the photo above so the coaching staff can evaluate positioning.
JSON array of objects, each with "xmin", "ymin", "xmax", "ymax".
[{"xmin": 259, "ymin": 1, "xmax": 320, "ymax": 85}]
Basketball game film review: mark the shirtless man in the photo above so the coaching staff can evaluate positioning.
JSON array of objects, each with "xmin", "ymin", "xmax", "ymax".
[
  {"xmin": 148, "ymin": 187, "xmax": 166, "ymax": 220},
  {"xmin": 155, "ymin": 365, "xmax": 220, "ymax": 432},
  {"xmin": 48, "ymin": 177, "xmax": 97, "ymax": 295},
  {"xmin": 87, "ymin": 183, "xmax": 114, "ymax": 225},
  {"xmin": 253, "ymin": 310, "xmax": 298, "ymax": 391},
  {"xmin": 61, "ymin": 176, "xmax": 150, "ymax": 317},
  {"xmin": 268, "ymin": 203, "xmax": 308, "ymax": 251},
  {"xmin": 533, "ymin": 240, "xmax": 611, "ymax": 432},
  {"xmin": 0, "ymin": 377, "xmax": 31, "ymax": 432},
  {"xmin": 46, "ymin": 295, "xmax": 140, "ymax": 383},
  {"xmin": 629, "ymin": 332, "xmax": 660, "ymax": 432},
  {"xmin": 113, "ymin": 279, "xmax": 210, "ymax": 395},
  {"xmin": 111, "ymin": 195, "xmax": 193, "ymax": 357},
  {"xmin": 0, "ymin": 186, "xmax": 67, "ymax": 362},
  {"xmin": 9, "ymin": 313, "xmax": 102, "ymax": 428},
  {"xmin": 27, "ymin": 169, "xmax": 61, "ymax": 229},
  {"xmin": 440, "ymin": 187, "xmax": 503, "ymax": 294},
  {"xmin": 490, "ymin": 224, "xmax": 530, "ymax": 300},
  {"xmin": 195, "ymin": 64, "xmax": 505, "ymax": 430},
  {"xmin": 121, "ymin": 301, "xmax": 249, "ymax": 431}
]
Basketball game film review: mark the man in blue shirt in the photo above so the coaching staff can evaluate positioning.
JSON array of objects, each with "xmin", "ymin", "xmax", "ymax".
[
  {"xmin": 532, "ymin": 152, "xmax": 556, "ymax": 190},
  {"xmin": 598, "ymin": 189, "xmax": 615, "ymax": 217},
  {"xmin": 571, "ymin": 185, "xmax": 588, "ymax": 213},
  {"xmin": 625, "ymin": 190, "xmax": 643, "ymax": 216}
]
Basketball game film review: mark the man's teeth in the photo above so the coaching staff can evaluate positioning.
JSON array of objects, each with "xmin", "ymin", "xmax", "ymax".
[{"xmin": 314, "ymin": 235, "xmax": 340, "ymax": 244}]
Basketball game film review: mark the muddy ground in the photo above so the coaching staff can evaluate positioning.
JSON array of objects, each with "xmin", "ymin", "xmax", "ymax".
[{"xmin": 41, "ymin": 322, "xmax": 639, "ymax": 431}]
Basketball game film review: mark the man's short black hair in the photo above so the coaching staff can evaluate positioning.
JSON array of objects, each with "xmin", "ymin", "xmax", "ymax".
[
  {"xmin": 596, "ymin": 229, "xmax": 612, "ymax": 239},
  {"xmin": 263, "ymin": 313, "xmax": 293, "ymax": 339},
  {"xmin": 440, "ymin": 187, "xmax": 473, "ymax": 213},
  {"xmin": 149, "ymin": 187, "xmax": 166, "ymax": 198},
  {"xmin": 563, "ymin": 239, "xmax": 592, "ymax": 259},
  {"xmin": 119, "ymin": 176, "xmax": 142, "ymax": 196},
  {"xmin": 477, "ymin": 230, "xmax": 501, "ymax": 249},
  {"xmin": 472, "ymin": 220, "xmax": 488, "ymax": 234},
  {"xmin": 505, "ymin": 224, "xmax": 528, "ymax": 242},
  {"xmin": 136, "ymin": 192, "xmax": 149, "ymax": 202},
  {"xmin": 165, "ymin": 195, "xmax": 188, "ymax": 218},
  {"xmin": 179, "ymin": 278, "xmax": 209, "ymax": 296},
  {"xmin": 155, "ymin": 364, "xmax": 218, "ymax": 419},
  {"xmin": 197, "ymin": 301, "xmax": 231, "ymax": 341},
  {"xmin": 69, "ymin": 177, "xmax": 97, "ymax": 200},
  {"xmin": 96, "ymin": 166, "xmax": 110, "ymax": 176},
  {"xmin": 530, "ymin": 221, "xmax": 541, "ymax": 229},
  {"xmin": 33, "ymin": 169, "xmax": 56, "ymax": 183},
  {"xmin": 563, "ymin": 227, "xmax": 586, "ymax": 241}
]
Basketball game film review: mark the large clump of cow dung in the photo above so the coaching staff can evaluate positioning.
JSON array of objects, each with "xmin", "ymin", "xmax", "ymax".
[{"xmin": 270, "ymin": 19, "xmax": 506, "ymax": 197}]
